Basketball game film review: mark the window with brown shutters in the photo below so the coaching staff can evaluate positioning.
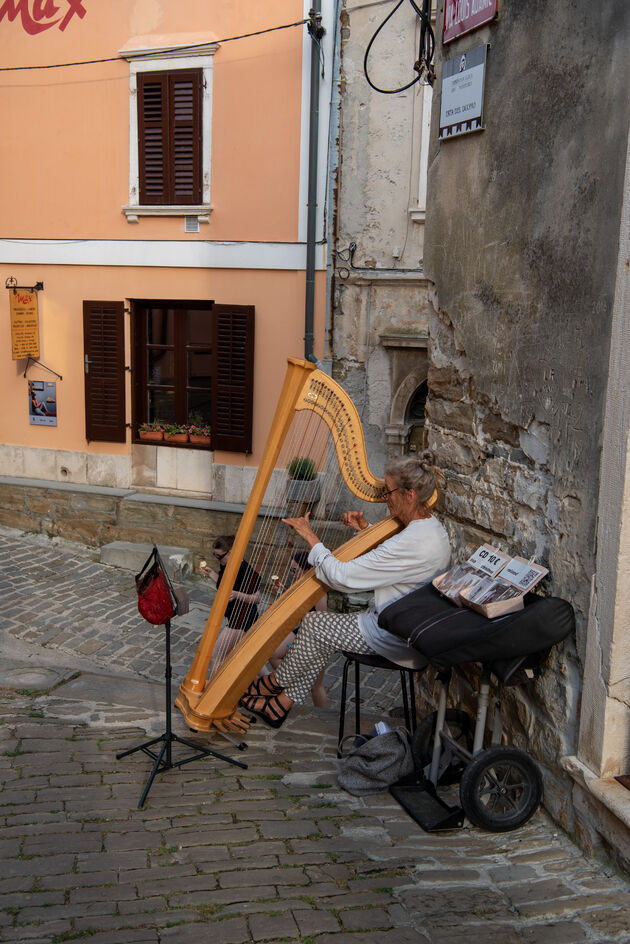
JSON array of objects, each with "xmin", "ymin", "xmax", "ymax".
[
  {"xmin": 83, "ymin": 301, "xmax": 126, "ymax": 443},
  {"xmin": 138, "ymin": 70, "xmax": 202, "ymax": 206},
  {"xmin": 132, "ymin": 301, "xmax": 255, "ymax": 453}
]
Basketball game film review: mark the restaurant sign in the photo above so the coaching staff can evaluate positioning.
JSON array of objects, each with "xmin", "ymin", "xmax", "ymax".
[
  {"xmin": 10, "ymin": 289, "xmax": 40, "ymax": 360},
  {"xmin": 443, "ymin": 0, "xmax": 497, "ymax": 44}
]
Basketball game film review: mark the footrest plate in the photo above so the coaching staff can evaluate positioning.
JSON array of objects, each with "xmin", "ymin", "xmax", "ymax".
[{"xmin": 390, "ymin": 771, "xmax": 465, "ymax": 831}]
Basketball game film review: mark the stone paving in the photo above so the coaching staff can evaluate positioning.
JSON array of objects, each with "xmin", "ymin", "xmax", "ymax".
[{"xmin": 1, "ymin": 527, "xmax": 630, "ymax": 943}]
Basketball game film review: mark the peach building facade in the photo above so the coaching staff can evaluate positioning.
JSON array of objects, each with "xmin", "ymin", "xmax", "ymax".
[{"xmin": 0, "ymin": 0, "xmax": 332, "ymax": 502}]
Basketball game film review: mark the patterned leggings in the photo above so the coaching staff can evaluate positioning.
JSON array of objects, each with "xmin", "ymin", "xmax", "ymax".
[{"xmin": 274, "ymin": 610, "xmax": 375, "ymax": 704}]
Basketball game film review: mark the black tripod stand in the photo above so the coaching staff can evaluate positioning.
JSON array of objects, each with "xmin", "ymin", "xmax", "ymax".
[{"xmin": 117, "ymin": 619, "xmax": 247, "ymax": 809}]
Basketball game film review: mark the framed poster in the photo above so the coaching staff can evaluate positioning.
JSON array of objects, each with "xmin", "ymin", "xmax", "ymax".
[{"xmin": 28, "ymin": 381, "xmax": 57, "ymax": 426}]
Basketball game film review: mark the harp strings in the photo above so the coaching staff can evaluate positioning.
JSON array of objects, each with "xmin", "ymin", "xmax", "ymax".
[{"xmin": 207, "ymin": 383, "xmax": 353, "ymax": 679}]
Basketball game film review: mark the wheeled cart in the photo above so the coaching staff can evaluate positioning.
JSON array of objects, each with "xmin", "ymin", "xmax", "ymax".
[{"xmin": 378, "ymin": 585, "xmax": 575, "ymax": 832}]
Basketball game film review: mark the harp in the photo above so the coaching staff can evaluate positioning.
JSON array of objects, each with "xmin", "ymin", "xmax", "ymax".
[{"xmin": 175, "ymin": 357, "xmax": 403, "ymax": 735}]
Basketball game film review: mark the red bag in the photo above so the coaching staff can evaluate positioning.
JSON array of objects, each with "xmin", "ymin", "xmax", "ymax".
[{"xmin": 135, "ymin": 547, "xmax": 178, "ymax": 625}]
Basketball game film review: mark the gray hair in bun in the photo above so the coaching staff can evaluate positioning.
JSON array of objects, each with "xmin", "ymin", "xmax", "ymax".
[{"xmin": 384, "ymin": 450, "xmax": 437, "ymax": 505}]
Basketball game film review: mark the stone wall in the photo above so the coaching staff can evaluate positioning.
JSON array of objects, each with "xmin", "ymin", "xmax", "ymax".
[
  {"xmin": 0, "ymin": 482, "xmax": 242, "ymax": 561},
  {"xmin": 422, "ymin": 0, "xmax": 630, "ymax": 844}
]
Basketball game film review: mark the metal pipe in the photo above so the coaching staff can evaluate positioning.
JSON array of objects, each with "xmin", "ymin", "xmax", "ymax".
[{"xmin": 304, "ymin": 5, "xmax": 325, "ymax": 363}]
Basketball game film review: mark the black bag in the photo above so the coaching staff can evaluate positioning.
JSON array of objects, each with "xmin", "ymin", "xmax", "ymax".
[{"xmin": 377, "ymin": 583, "xmax": 574, "ymax": 668}]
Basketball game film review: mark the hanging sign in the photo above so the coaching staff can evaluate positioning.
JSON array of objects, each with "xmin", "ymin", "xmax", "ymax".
[
  {"xmin": 443, "ymin": 0, "xmax": 497, "ymax": 44},
  {"xmin": 439, "ymin": 45, "xmax": 487, "ymax": 140},
  {"xmin": 10, "ymin": 290, "xmax": 40, "ymax": 360},
  {"xmin": 28, "ymin": 381, "xmax": 57, "ymax": 427}
]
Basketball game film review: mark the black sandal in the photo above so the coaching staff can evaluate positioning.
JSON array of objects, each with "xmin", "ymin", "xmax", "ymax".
[
  {"xmin": 239, "ymin": 693, "xmax": 291, "ymax": 729},
  {"xmin": 246, "ymin": 675, "xmax": 283, "ymax": 697}
]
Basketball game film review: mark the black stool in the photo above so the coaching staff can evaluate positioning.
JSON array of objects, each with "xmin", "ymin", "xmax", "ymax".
[{"xmin": 337, "ymin": 651, "xmax": 417, "ymax": 757}]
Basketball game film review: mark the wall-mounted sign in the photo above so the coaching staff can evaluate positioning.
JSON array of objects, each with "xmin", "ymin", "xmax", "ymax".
[
  {"xmin": 28, "ymin": 381, "xmax": 57, "ymax": 426},
  {"xmin": 0, "ymin": 0, "xmax": 87, "ymax": 36},
  {"xmin": 439, "ymin": 45, "xmax": 487, "ymax": 140},
  {"xmin": 10, "ymin": 290, "xmax": 40, "ymax": 360},
  {"xmin": 443, "ymin": 0, "xmax": 497, "ymax": 44}
]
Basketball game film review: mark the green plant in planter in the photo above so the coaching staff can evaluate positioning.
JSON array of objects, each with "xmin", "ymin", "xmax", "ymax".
[
  {"xmin": 287, "ymin": 456, "xmax": 316, "ymax": 480},
  {"xmin": 188, "ymin": 422, "xmax": 211, "ymax": 438},
  {"xmin": 139, "ymin": 419, "xmax": 166, "ymax": 433},
  {"xmin": 165, "ymin": 422, "xmax": 189, "ymax": 437}
]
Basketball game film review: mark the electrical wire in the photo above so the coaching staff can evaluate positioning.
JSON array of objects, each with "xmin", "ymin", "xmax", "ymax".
[
  {"xmin": 0, "ymin": 18, "xmax": 308, "ymax": 72},
  {"xmin": 363, "ymin": 0, "xmax": 434, "ymax": 94}
]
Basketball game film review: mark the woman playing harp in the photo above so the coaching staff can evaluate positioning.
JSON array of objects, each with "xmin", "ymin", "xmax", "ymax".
[
  {"xmin": 176, "ymin": 359, "xmax": 441, "ymax": 736},
  {"xmin": 239, "ymin": 451, "xmax": 451, "ymax": 727}
]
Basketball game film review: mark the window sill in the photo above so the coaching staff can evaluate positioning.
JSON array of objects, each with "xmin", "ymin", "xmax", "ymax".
[
  {"xmin": 134, "ymin": 437, "xmax": 213, "ymax": 451},
  {"xmin": 122, "ymin": 205, "xmax": 213, "ymax": 224}
]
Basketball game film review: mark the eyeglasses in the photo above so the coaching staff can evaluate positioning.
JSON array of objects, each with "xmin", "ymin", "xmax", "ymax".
[
  {"xmin": 213, "ymin": 550, "xmax": 227, "ymax": 560},
  {"xmin": 380, "ymin": 486, "xmax": 400, "ymax": 500}
]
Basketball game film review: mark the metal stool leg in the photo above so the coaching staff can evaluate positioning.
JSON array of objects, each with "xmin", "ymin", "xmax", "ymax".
[
  {"xmin": 400, "ymin": 670, "xmax": 411, "ymax": 732},
  {"xmin": 354, "ymin": 659, "xmax": 361, "ymax": 741},
  {"xmin": 408, "ymin": 670, "xmax": 417, "ymax": 732},
  {"xmin": 337, "ymin": 657, "xmax": 352, "ymax": 757}
]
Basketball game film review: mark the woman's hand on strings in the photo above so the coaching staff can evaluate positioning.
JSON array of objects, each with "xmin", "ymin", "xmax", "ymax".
[
  {"xmin": 282, "ymin": 511, "xmax": 320, "ymax": 549},
  {"xmin": 343, "ymin": 511, "xmax": 370, "ymax": 532},
  {"xmin": 229, "ymin": 589, "xmax": 259, "ymax": 604}
]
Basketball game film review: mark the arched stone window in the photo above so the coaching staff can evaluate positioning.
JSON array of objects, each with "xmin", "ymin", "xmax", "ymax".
[{"xmin": 405, "ymin": 380, "xmax": 428, "ymax": 454}]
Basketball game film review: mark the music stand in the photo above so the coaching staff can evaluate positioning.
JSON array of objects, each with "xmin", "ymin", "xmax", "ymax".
[{"xmin": 117, "ymin": 618, "xmax": 247, "ymax": 809}]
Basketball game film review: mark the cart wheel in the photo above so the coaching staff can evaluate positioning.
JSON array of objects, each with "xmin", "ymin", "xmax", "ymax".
[
  {"xmin": 412, "ymin": 709, "xmax": 475, "ymax": 784},
  {"xmin": 459, "ymin": 746, "xmax": 542, "ymax": 832}
]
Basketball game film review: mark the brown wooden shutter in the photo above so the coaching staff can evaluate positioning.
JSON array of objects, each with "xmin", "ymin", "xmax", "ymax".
[
  {"xmin": 211, "ymin": 305, "xmax": 255, "ymax": 453},
  {"xmin": 83, "ymin": 301, "xmax": 126, "ymax": 443},
  {"xmin": 138, "ymin": 73, "xmax": 168, "ymax": 205},
  {"xmin": 170, "ymin": 71, "xmax": 202, "ymax": 204},
  {"xmin": 138, "ymin": 70, "xmax": 202, "ymax": 205}
]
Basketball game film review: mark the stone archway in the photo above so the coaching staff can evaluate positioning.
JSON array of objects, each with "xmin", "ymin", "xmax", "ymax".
[{"xmin": 380, "ymin": 332, "xmax": 429, "ymax": 457}]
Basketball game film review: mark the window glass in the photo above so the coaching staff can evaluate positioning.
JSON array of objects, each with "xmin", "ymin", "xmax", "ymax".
[
  {"xmin": 187, "ymin": 389, "xmax": 211, "ymax": 425},
  {"xmin": 148, "ymin": 308, "xmax": 174, "ymax": 345},
  {"xmin": 187, "ymin": 309, "xmax": 212, "ymax": 345},
  {"xmin": 187, "ymin": 350, "xmax": 212, "ymax": 385},
  {"xmin": 148, "ymin": 389, "xmax": 175, "ymax": 424},
  {"xmin": 148, "ymin": 348, "xmax": 175, "ymax": 385}
]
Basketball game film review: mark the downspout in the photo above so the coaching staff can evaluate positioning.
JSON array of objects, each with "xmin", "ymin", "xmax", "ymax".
[
  {"xmin": 304, "ymin": 4, "xmax": 326, "ymax": 364},
  {"xmin": 323, "ymin": 0, "xmax": 342, "ymax": 373}
]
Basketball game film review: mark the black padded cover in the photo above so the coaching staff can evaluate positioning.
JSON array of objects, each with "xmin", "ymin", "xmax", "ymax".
[{"xmin": 377, "ymin": 584, "xmax": 574, "ymax": 668}]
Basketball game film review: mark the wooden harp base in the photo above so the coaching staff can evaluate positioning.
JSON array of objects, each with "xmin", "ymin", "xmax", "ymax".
[{"xmin": 174, "ymin": 692, "xmax": 254, "ymax": 736}]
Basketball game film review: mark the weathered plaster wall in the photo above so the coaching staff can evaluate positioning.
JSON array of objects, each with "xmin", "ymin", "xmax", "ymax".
[
  {"xmin": 424, "ymin": 0, "xmax": 630, "ymax": 835},
  {"xmin": 333, "ymin": 2, "xmax": 434, "ymax": 473}
]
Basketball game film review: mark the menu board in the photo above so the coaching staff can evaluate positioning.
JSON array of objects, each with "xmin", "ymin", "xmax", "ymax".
[{"xmin": 10, "ymin": 290, "xmax": 40, "ymax": 360}]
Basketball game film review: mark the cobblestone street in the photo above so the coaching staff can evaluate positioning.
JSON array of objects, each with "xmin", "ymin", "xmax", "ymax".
[{"xmin": 1, "ymin": 528, "xmax": 629, "ymax": 944}]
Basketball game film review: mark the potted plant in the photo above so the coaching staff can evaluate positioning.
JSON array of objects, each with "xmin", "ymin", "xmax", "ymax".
[
  {"xmin": 138, "ymin": 420, "xmax": 165, "ymax": 442},
  {"xmin": 286, "ymin": 455, "xmax": 320, "ymax": 512},
  {"xmin": 164, "ymin": 422, "xmax": 189, "ymax": 443},
  {"xmin": 188, "ymin": 421, "xmax": 211, "ymax": 446}
]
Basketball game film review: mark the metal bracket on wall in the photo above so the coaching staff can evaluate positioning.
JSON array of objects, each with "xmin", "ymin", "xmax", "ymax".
[
  {"xmin": 23, "ymin": 356, "xmax": 62, "ymax": 380},
  {"xmin": 5, "ymin": 276, "xmax": 44, "ymax": 293}
]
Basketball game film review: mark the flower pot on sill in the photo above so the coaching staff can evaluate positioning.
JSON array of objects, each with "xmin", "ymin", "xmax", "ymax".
[
  {"xmin": 287, "ymin": 476, "xmax": 320, "ymax": 504},
  {"xmin": 139, "ymin": 430, "xmax": 164, "ymax": 442},
  {"xmin": 189, "ymin": 434, "xmax": 211, "ymax": 446},
  {"xmin": 165, "ymin": 432, "xmax": 189, "ymax": 443}
]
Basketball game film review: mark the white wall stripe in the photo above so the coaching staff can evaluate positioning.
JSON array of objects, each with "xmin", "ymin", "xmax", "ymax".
[{"xmin": 0, "ymin": 239, "xmax": 327, "ymax": 270}]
